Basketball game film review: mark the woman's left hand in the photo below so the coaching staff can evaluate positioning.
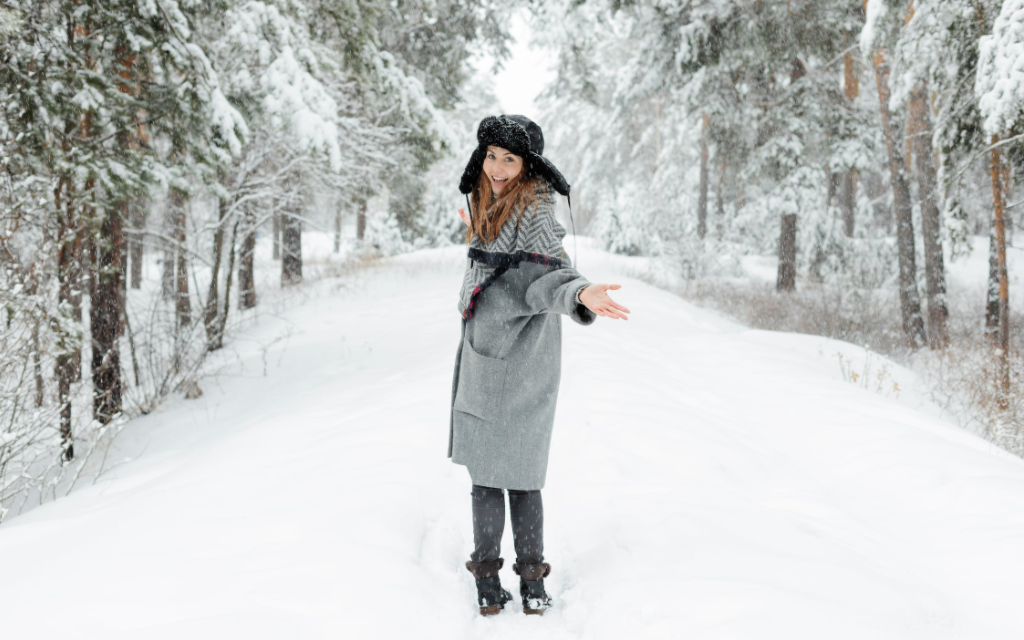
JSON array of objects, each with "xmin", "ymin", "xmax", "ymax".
[{"xmin": 580, "ymin": 284, "xmax": 630, "ymax": 320}]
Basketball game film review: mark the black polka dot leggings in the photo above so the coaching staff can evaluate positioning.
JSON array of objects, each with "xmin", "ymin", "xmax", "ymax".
[{"xmin": 470, "ymin": 484, "xmax": 544, "ymax": 565}]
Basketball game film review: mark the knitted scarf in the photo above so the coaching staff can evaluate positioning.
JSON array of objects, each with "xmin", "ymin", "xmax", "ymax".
[{"xmin": 458, "ymin": 181, "xmax": 567, "ymax": 321}]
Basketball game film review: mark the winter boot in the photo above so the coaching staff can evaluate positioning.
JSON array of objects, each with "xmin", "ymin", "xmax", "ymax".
[
  {"xmin": 465, "ymin": 558, "xmax": 513, "ymax": 616},
  {"xmin": 513, "ymin": 561, "xmax": 553, "ymax": 615}
]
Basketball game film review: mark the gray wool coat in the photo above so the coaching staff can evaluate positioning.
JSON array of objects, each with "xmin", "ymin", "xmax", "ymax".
[{"xmin": 448, "ymin": 245, "xmax": 596, "ymax": 491}]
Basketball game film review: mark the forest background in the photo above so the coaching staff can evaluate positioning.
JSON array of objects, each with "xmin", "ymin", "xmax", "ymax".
[{"xmin": 1, "ymin": 0, "xmax": 1023, "ymax": 521}]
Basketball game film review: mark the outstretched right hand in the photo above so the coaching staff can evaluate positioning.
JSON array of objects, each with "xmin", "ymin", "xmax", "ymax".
[
  {"xmin": 580, "ymin": 284, "xmax": 631, "ymax": 320},
  {"xmin": 458, "ymin": 207, "xmax": 471, "ymax": 226}
]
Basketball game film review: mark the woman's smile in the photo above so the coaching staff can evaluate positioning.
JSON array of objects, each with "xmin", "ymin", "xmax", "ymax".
[{"xmin": 483, "ymin": 145, "xmax": 523, "ymax": 194}]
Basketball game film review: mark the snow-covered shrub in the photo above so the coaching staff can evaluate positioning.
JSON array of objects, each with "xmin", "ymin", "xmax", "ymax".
[
  {"xmin": 416, "ymin": 186, "xmax": 465, "ymax": 248},
  {"xmin": 364, "ymin": 211, "xmax": 412, "ymax": 257},
  {"xmin": 594, "ymin": 210, "xmax": 660, "ymax": 257},
  {"xmin": 839, "ymin": 237, "xmax": 899, "ymax": 290},
  {"xmin": 675, "ymin": 237, "xmax": 743, "ymax": 281},
  {"xmin": 922, "ymin": 332, "xmax": 1024, "ymax": 456}
]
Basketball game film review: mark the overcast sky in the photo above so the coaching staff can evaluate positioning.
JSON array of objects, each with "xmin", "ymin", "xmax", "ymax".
[{"xmin": 485, "ymin": 11, "xmax": 556, "ymax": 120}]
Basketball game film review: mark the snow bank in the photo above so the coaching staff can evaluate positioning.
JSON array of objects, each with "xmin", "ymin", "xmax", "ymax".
[{"xmin": 1, "ymin": 244, "xmax": 1023, "ymax": 639}]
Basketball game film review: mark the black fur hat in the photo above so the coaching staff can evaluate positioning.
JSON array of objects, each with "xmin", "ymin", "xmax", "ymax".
[{"xmin": 458, "ymin": 115, "xmax": 570, "ymax": 197}]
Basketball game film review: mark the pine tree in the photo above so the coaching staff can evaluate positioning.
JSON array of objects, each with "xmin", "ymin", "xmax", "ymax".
[
  {"xmin": 909, "ymin": 83, "xmax": 949, "ymax": 347},
  {"xmin": 976, "ymin": 0, "xmax": 1024, "ymax": 406}
]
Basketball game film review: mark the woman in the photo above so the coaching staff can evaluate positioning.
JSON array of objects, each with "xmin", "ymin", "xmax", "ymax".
[{"xmin": 448, "ymin": 115, "xmax": 629, "ymax": 616}]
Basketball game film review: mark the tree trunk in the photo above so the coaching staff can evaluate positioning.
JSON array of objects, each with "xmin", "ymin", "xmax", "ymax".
[
  {"xmin": 54, "ymin": 178, "xmax": 75, "ymax": 461},
  {"xmin": 33, "ymin": 320, "xmax": 44, "ymax": 407},
  {"xmin": 114, "ymin": 44, "xmax": 134, "ymax": 329},
  {"xmin": 239, "ymin": 208, "xmax": 257, "ymax": 310},
  {"xmin": 1002, "ymin": 148, "xmax": 1013, "ymax": 246},
  {"xmin": 129, "ymin": 200, "xmax": 144, "ymax": 289},
  {"xmin": 698, "ymin": 113, "xmax": 709, "ymax": 239},
  {"xmin": 272, "ymin": 211, "xmax": 281, "ymax": 260},
  {"xmin": 204, "ymin": 195, "xmax": 228, "ymax": 351},
  {"xmin": 866, "ymin": 172, "xmax": 894, "ymax": 233},
  {"xmin": 172, "ymin": 188, "xmax": 191, "ymax": 328},
  {"xmin": 334, "ymin": 205, "xmax": 342, "ymax": 253},
  {"xmin": 904, "ymin": 101, "xmax": 916, "ymax": 174},
  {"xmin": 71, "ymin": 208, "xmax": 83, "ymax": 383},
  {"xmin": 74, "ymin": 108, "xmax": 97, "ymax": 387},
  {"xmin": 987, "ymin": 219, "xmax": 1000, "ymax": 334},
  {"xmin": 826, "ymin": 166, "xmax": 840, "ymax": 208},
  {"xmin": 115, "ymin": 198, "xmax": 128, "ymax": 343},
  {"xmin": 215, "ymin": 218, "xmax": 240, "ymax": 345},
  {"xmin": 777, "ymin": 214, "xmax": 797, "ymax": 292},
  {"xmin": 91, "ymin": 200, "xmax": 124, "ymax": 424},
  {"xmin": 842, "ymin": 51, "xmax": 859, "ymax": 237},
  {"xmin": 281, "ymin": 210, "xmax": 303, "ymax": 286},
  {"xmin": 844, "ymin": 51, "xmax": 859, "ymax": 102},
  {"xmin": 23, "ymin": 270, "xmax": 45, "ymax": 408},
  {"xmin": 357, "ymin": 201, "xmax": 367, "ymax": 242},
  {"xmin": 910, "ymin": 85, "xmax": 949, "ymax": 348},
  {"xmin": 161, "ymin": 243, "xmax": 175, "ymax": 300},
  {"xmin": 872, "ymin": 50, "xmax": 927, "ymax": 350},
  {"xmin": 841, "ymin": 170, "xmax": 856, "ymax": 237},
  {"xmin": 989, "ymin": 134, "xmax": 1011, "ymax": 409},
  {"xmin": 161, "ymin": 199, "xmax": 174, "ymax": 301},
  {"xmin": 716, "ymin": 151, "xmax": 726, "ymax": 219},
  {"xmin": 118, "ymin": 205, "xmax": 127, "ymax": 341}
]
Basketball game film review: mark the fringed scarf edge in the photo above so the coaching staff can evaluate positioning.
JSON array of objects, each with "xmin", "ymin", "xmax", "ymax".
[{"xmin": 460, "ymin": 250, "xmax": 565, "ymax": 321}]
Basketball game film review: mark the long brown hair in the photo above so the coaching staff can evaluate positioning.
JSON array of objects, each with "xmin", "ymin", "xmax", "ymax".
[{"xmin": 465, "ymin": 167, "xmax": 542, "ymax": 244}]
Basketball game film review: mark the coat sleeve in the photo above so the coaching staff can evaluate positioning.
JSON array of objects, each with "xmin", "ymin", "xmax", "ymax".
[
  {"xmin": 518, "ymin": 196, "xmax": 597, "ymax": 326},
  {"xmin": 523, "ymin": 260, "xmax": 597, "ymax": 326}
]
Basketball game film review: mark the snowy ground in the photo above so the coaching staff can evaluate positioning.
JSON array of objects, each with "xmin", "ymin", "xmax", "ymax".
[{"xmin": 2, "ymin": 241, "xmax": 1024, "ymax": 639}]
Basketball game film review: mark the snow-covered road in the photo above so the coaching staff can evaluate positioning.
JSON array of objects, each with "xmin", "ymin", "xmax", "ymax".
[{"xmin": 2, "ymin": 243, "xmax": 1024, "ymax": 639}]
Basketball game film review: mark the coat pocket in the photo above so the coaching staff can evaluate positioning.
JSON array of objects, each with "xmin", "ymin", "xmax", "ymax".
[{"xmin": 454, "ymin": 339, "xmax": 508, "ymax": 422}]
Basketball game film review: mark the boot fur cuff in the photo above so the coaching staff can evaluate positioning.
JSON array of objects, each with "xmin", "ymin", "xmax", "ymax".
[
  {"xmin": 513, "ymin": 561, "xmax": 551, "ymax": 581},
  {"xmin": 465, "ymin": 558, "xmax": 504, "ymax": 579}
]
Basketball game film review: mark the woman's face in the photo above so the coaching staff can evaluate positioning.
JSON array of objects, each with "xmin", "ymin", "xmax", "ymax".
[{"xmin": 482, "ymin": 145, "xmax": 523, "ymax": 194}]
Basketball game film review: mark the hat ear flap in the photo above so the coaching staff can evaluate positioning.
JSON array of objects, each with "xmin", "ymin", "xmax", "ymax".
[
  {"xmin": 529, "ymin": 153, "xmax": 570, "ymax": 196},
  {"xmin": 459, "ymin": 146, "xmax": 487, "ymax": 195}
]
